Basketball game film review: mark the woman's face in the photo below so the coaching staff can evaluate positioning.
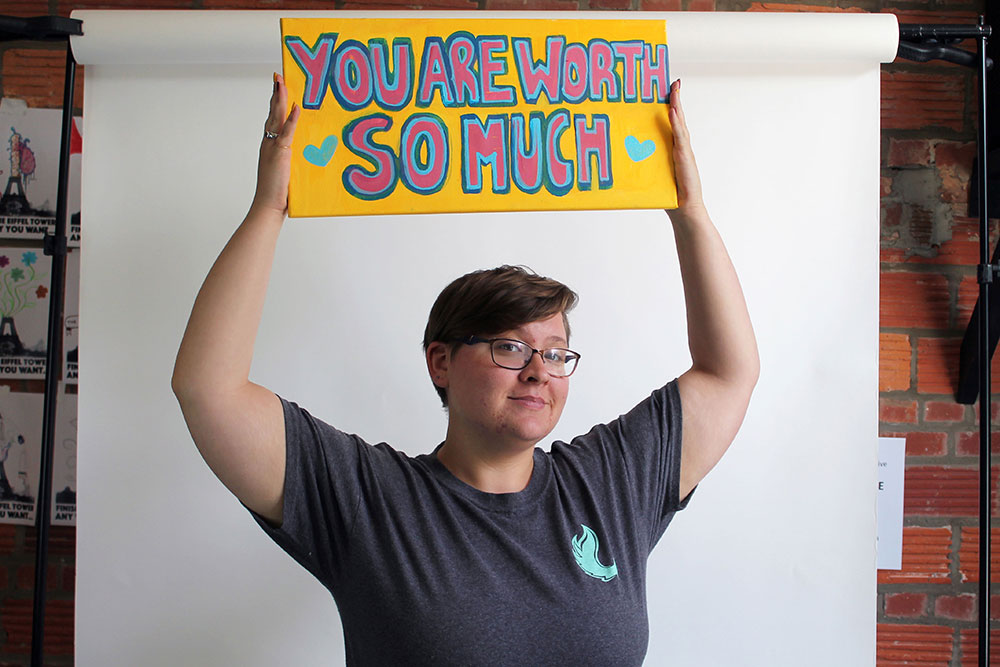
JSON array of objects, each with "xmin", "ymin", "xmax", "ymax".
[{"xmin": 433, "ymin": 312, "xmax": 571, "ymax": 453}]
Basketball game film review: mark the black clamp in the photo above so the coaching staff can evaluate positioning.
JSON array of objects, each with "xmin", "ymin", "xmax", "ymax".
[
  {"xmin": 42, "ymin": 233, "xmax": 67, "ymax": 258},
  {"xmin": 0, "ymin": 16, "xmax": 82, "ymax": 43},
  {"xmin": 897, "ymin": 23, "xmax": 994, "ymax": 70}
]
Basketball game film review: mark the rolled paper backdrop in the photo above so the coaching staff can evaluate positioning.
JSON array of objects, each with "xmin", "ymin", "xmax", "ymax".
[{"xmin": 69, "ymin": 10, "xmax": 899, "ymax": 65}]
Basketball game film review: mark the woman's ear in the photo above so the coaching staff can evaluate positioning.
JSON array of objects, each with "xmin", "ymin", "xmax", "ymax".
[{"xmin": 426, "ymin": 341, "xmax": 450, "ymax": 388}]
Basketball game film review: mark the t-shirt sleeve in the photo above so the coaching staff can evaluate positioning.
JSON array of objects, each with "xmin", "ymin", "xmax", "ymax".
[
  {"xmin": 629, "ymin": 380, "xmax": 693, "ymax": 517},
  {"xmin": 245, "ymin": 396, "xmax": 366, "ymax": 591},
  {"xmin": 563, "ymin": 379, "xmax": 693, "ymax": 550}
]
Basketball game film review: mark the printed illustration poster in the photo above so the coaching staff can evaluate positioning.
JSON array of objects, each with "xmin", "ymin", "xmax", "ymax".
[
  {"xmin": 51, "ymin": 389, "xmax": 76, "ymax": 526},
  {"xmin": 63, "ymin": 250, "xmax": 78, "ymax": 384},
  {"xmin": 0, "ymin": 99, "xmax": 81, "ymax": 247},
  {"xmin": 0, "ymin": 387, "xmax": 41, "ymax": 525},
  {"xmin": 0, "ymin": 246, "xmax": 51, "ymax": 379},
  {"xmin": 280, "ymin": 18, "xmax": 676, "ymax": 217}
]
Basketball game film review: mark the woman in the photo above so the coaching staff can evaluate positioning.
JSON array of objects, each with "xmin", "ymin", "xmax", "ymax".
[{"xmin": 172, "ymin": 74, "xmax": 758, "ymax": 665}]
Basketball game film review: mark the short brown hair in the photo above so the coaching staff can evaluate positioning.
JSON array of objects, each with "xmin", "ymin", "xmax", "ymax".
[{"xmin": 423, "ymin": 265, "xmax": 578, "ymax": 407}]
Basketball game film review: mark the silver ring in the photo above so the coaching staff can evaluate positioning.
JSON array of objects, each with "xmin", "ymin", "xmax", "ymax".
[{"xmin": 264, "ymin": 130, "xmax": 279, "ymax": 139}]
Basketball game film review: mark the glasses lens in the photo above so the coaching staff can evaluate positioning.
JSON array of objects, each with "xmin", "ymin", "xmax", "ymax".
[
  {"xmin": 542, "ymin": 349, "xmax": 579, "ymax": 377},
  {"xmin": 488, "ymin": 339, "xmax": 580, "ymax": 376},
  {"xmin": 491, "ymin": 339, "xmax": 531, "ymax": 369}
]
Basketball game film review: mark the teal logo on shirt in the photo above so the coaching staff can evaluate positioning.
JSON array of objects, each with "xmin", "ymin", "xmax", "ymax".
[{"xmin": 571, "ymin": 524, "xmax": 618, "ymax": 582}]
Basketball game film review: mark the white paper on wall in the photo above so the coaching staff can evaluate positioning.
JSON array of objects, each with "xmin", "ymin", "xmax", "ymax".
[
  {"xmin": 0, "ymin": 246, "xmax": 51, "ymax": 379},
  {"xmin": 63, "ymin": 250, "xmax": 79, "ymax": 384},
  {"xmin": 0, "ymin": 100, "xmax": 82, "ymax": 247},
  {"xmin": 0, "ymin": 387, "xmax": 42, "ymax": 525},
  {"xmin": 51, "ymin": 389, "xmax": 76, "ymax": 526},
  {"xmin": 877, "ymin": 437, "xmax": 905, "ymax": 570}
]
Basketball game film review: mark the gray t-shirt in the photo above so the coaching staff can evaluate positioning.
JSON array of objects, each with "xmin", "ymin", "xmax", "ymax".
[{"xmin": 250, "ymin": 380, "xmax": 693, "ymax": 665}]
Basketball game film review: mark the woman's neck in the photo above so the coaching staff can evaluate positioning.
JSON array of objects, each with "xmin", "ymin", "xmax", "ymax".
[{"xmin": 435, "ymin": 437, "xmax": 535, "ymax": 494}]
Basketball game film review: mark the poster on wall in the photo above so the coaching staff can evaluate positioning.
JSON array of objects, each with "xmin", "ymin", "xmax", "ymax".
[
  {"xmin": 51, "ymin": 389, "xmax": 76, "ymax": 526},
  {"xmin": 280, "ymin": 18, "xmax": 676, "ymax": 217},
  {"xmin": 0, "ymin": 246, "xmax": 50, "ymax": 379},
  {"xmin": 0, "ymin": 99, "xmax": 82, "ymax": 247},
  {"xmin": 63, "ymin": 250, "xmax": 79, "ymax": 384},
  {"xmin": 0, "ymin": 387, "xmax": 41, "ymax": 525}
]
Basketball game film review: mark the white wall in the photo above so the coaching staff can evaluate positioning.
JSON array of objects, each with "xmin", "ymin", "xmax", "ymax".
[{"xmin": 72, "ymin": 11, "xmax": 896, "ymax": 666}]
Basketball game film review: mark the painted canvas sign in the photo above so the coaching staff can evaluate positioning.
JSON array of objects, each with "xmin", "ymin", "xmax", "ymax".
[{"xmin": 280, "ymin": 18, "xmax": 676, "ymax": 217}]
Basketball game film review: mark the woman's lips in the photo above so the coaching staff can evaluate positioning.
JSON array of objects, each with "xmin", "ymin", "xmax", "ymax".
[{"xmin": 511, "ymin": 396, "xmax": 546, "ymax": 409}]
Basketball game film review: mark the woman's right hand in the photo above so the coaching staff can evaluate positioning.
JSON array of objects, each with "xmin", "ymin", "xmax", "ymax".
[
  {"xmin": 251, "ymin": 73, "xmax": 300, "ymax": 218},
  {"xmin": 665, "ymin": 79, "xmax": 708, "ymax": 224}
]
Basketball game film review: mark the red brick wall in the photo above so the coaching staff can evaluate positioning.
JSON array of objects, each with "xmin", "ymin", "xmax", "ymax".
[
  {"xmin": 1, "ymin": 0, "xmax": 991, "ymax": 665},
  {"xmin": 874, "ymin": 0, "xmax": 994, "ymax": 663}
]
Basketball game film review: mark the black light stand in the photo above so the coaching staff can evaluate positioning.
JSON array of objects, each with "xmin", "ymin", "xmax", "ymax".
[
  {"xmin": 899, "ymin": 18, "xmax": 994, "ymax": 667},
  {"xmin": 0, "ymin": 14, "xmax": 82, "ymax": 667}
]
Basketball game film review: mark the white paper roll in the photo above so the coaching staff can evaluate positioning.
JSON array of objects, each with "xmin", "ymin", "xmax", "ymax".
[{"xmin": 69, "ymin": 10, "xmax": 899, "ymax": 66}]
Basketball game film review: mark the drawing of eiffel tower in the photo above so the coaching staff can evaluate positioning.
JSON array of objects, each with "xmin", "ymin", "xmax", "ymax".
[
  {"xmin": 0, "ymin": 175, "xmax": 28, "ymax": 215},
  {"xmin": 1, "ymin": 129, "xmax": 30, "ymax": 215}
]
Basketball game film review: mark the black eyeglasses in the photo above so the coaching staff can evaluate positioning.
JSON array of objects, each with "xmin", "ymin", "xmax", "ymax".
[{"xmin": 463, "ymin": 336, "xmax": 581, "ymax": 377}]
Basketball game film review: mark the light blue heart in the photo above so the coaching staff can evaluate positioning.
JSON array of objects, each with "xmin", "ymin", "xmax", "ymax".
[
  {"xmin": 625, "ymin": 135, "xmax": 656, "ymax": 162},
  {"xmin": 303, "ymin": 135, "xmax": 338, "ymax": 167}
]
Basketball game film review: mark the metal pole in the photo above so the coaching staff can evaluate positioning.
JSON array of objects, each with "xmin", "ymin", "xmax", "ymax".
[
  {"xmin": 30, "ymin": 44, "xmax": 74, "ymax": 667},
  {"xmin": 977, "ymin": 15, "xmax": 992, "ymax": 667}
]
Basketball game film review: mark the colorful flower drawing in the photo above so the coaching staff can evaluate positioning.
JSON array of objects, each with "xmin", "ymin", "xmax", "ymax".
[{"xmin": 0, "ymin": 251, "xmax": 47, "ymax": 356}]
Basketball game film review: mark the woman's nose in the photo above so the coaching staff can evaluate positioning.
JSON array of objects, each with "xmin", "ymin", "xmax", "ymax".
[{"xmin": 519, "ymin": 350, "xmax": 550, "ymax": 383}]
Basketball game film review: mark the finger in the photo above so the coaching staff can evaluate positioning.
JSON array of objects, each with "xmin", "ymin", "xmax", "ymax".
[
  {"xmin": 278, "ymin": 103, "xmax": 300, "ymax": 146},
  {"xmin": 265, "ymin": 73, "xmax": 286, "ymax": 135},
  {"xmin": 665, "ymin": 80, "xmax": 704, "ymax": 209},
  {"xmin": 669, "ymin": 78, "xmax": 681, "ymax": 113},
  {"xmin": 668, "ymin": 80, "xmax": 690, "ymax": 145},
  {"xmin": 276, "ymin": 73, "xmax": 288, "ymax": 123}
]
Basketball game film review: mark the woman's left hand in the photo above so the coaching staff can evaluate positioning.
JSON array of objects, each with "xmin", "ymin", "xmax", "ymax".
[{"xmin": 666, "ymin": 79, "xmax": 707, "ymax": 222}]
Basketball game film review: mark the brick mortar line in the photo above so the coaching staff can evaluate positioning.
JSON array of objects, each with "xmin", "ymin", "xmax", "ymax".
[
  {"xmin": 878, "ymin": 390, "xmax": 1000, "ymax": 397},
  {"xmin": 879, "ymin": 264, "xmax": 983, "ymax": 275},
  {"xmin": 879, "ymin": 330, "xmax": 979, "ymax": 338},
  {"xmin": 901, "ymin": 516, "xmax": 998, "ymax": 526},
  {"xmin": 882, "ymin": 129, "xmax": 984, "ymax": 141},
  {"xmin": 876, "ymin": 618, "xmax": 1000, "ymax": 628},
  {"xmin": 879, "ymin": 418, "xmax": 985, "ymax": 428}
]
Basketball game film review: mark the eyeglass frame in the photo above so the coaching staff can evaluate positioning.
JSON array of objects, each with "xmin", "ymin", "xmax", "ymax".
[{"xmin": 461, "ymin": 335, "xmax": 581, "ymax": 377}]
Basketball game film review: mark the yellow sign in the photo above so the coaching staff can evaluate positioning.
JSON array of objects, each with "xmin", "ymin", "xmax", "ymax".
[{"xmin": 280, "ymin": 18, "xmax": 676, "ymax": 217}]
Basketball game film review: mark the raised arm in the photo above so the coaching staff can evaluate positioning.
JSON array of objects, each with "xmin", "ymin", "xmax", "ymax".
[
  {"xmin": 666, "ymin": 80, "xmax": 760, "ymax": 501},
  {"xmin": 171, "ymin": 75, "xmax": 300, "ymax": 525}
]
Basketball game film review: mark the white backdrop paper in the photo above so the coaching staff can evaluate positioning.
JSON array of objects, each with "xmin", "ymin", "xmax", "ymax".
[{"xmin": 73, "ymin": 10, "xmax": 895, "ymax": 667}]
